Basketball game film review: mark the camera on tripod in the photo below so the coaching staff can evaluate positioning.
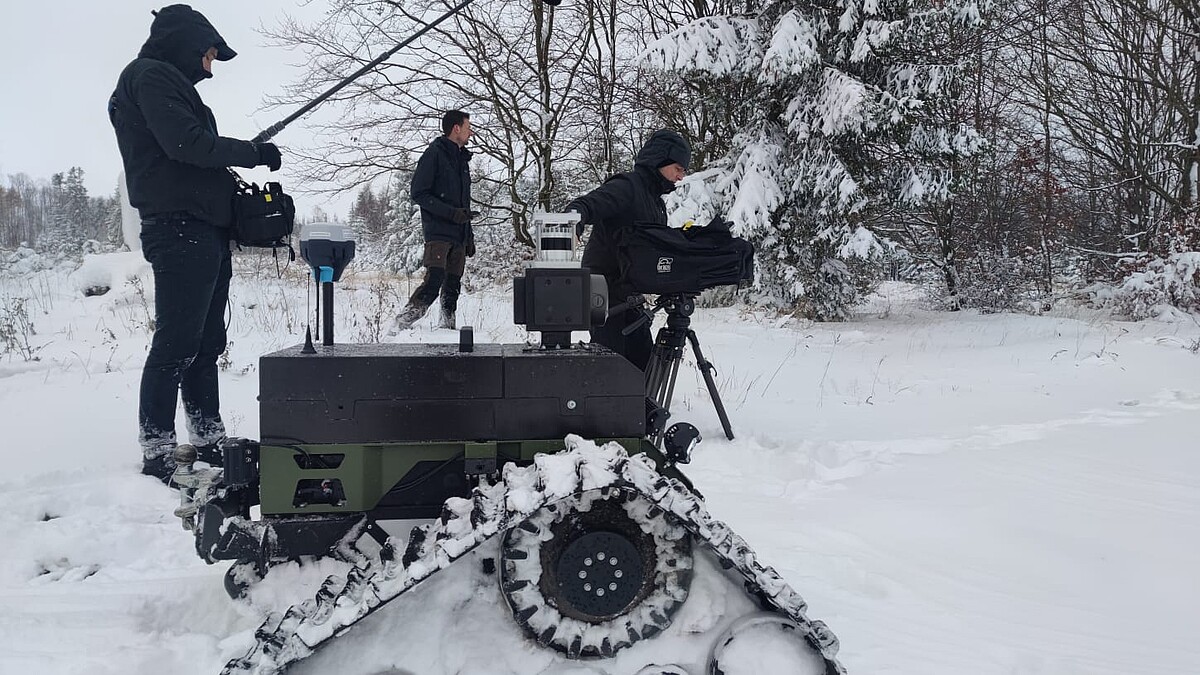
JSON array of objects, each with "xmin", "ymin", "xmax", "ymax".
[
  {"xmin": 511, "ymin": 211, "xmax": 753, "ymax": 467},
  {"xmin": 615, "ymin": 215, "xmax": 756, "ymax": 463}
]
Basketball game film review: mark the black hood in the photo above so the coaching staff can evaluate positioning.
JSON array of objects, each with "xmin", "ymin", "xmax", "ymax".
[
  {"xmin": 138, "ymin": 4, "xmax": 236, "ymax": 84},
  {"xmin": 634, "ymin": 129, "xmax": 691, "ymax": 172}
]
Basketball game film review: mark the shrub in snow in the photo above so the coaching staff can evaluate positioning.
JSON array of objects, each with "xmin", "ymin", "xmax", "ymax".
[
  {"xmin": 1, "ymin": 246, "xmax": 57, "ymax": 277},
  {"xmin": 0, "ymin": 295, "xmax": 43, "ymax": 362},
  {"xmin": 1097, "ymin": 252, "xmax": 1200, "ymax": 320},
  {"xmin": 950, "ymin": 254, "xmax": 1040, "ymax": 313}
]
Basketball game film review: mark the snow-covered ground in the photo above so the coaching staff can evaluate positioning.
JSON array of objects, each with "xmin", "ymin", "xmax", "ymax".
[{"xmin": 2, "ymin": 254, "xmax": 1199, "ymax": 674}]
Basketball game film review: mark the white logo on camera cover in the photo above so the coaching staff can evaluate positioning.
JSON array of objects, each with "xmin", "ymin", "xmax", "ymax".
[{"xmin": 657, "ymin": 257, "xmax": 673, "ymax": 273}]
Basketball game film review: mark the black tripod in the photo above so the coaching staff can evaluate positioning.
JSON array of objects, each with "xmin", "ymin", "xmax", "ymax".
[{"xmin": 625, "ymin": 294, "xmax": 734, "ymax": 445}]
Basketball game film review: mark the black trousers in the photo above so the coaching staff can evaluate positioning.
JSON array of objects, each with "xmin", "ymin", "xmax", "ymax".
[
  {"xmin": 138, "ymin": 218, "xmax": 231, "ymax": 456},
  {"xmin": 409, "ymin": 241, "xmax": 466, "ymax": 312},
  {"xmin": 591, "ymin": 306, "xmax": 652, "ymax": 371}
]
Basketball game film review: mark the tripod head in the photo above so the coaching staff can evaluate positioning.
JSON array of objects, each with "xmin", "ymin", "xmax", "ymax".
[{"xmin": 619, "ymin": 292, "xmax": 698, "ymax": 337}]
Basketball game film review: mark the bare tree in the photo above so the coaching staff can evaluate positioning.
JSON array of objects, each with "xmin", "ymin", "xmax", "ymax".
[
  {"xmin": 1026, "ymin": 0, "xmax": 1198, "ymax": 254},
  {"xmin": 264, "ymin": 0, "xmax": 607, "ymax": 246}
]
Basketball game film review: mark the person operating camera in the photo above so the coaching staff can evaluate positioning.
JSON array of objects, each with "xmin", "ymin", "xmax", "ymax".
[
  {"xmin": 109, "ymin": 4, "xmax": 283, "ymax": 482},
  {"xmin": 567, "ymin": 129, "xmax": 691, "ymax": 370}
]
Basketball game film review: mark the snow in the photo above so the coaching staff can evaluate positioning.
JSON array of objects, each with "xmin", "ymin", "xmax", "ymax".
[
  {"xmin": 717, "ymin": 138, "xmax": 786, "ymax": 234},
  {"xmin": 1101, "ymin": 252, "xmax": 1200, "ymax": 320},
  {"xmin": 3, "ymin": 255, "xmax": 1200, "ymax": 675},
  {"xmin": 709, "ymin": 614, "xmax": 826, "ymax": 675},
  {"xmin": 814, "ymin": 69, "xmax": 871, "ymax": 137},
  {"xmin": 848, "ymin": 20, "xmax": 896, "ymax": 63},
  {"xmin": 837, "ymin": 226, "xmax": 884, "ymax": 259},
  {"xmin": 640, "ymin": 17, "xmax": 762, "ymax": 77},
  {"xmin": 68, "ymin": 251, "xmax": 150, "ymax": 296},
  {"xmin": 759, "ymin": 11, "xmax": 823, "ymax": 84}
]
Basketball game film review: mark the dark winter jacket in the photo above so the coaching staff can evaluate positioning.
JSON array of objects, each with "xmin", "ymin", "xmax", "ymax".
[
  {"xmin": 108, "ymin": 5, "xmax": 260, "ymax": 227},
  {"xmin": 566, "ymin": 130, "xmax": 690, "ymax": 298},
  {"xmin": 411, "ymin": 136, "xmax": 473, "ymax": 245}
]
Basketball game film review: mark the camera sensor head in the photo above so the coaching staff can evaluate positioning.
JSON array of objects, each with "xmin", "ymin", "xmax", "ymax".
[{"xmin": 528, "ymin": 211, "xmax": 582, "ymax": 268}]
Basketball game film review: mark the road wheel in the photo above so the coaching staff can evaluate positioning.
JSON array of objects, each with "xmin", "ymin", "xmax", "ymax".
[{"xmin": 500, "ymin": 487, "xmax": 693, "ymax": 658}]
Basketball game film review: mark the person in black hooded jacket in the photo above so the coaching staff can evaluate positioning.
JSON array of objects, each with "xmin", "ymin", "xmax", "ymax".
[
  {"xmin": 566, "ymin": 129, "xmax": 691, "ymax": 370},
  {"xmin": 108, "ymin": 4, "xmax": 282, "ymax": 482}
]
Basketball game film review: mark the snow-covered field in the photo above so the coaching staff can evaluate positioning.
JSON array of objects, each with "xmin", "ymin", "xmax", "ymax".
[{"xmin": 2, "ymin": 253, "xmax": 1199, "ymax": 674}]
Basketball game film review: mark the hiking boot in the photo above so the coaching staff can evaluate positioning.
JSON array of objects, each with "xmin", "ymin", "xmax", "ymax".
[
  {"xmin": 391, "ymin": 301, "xmax": 430, "ymax": 332},
  {"xmin": 141, "ymin": 452, "xmax": 177, "ymax": 484},
  {"xmin": 440, "ymin": 275, "xmax": 461, "ymax": 331}
]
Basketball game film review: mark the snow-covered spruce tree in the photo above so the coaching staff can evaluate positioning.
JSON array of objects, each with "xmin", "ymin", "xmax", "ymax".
[
  {"xmin": 642, "ymin": 0, "xmax": 988, "ymax": 319},
  {"xmin": 868, "ymin": 4, "xmax": 993, "ymax": 309},
  {"xmin": 102, "ymin": 188, "xmax": 124, "ymax": 251},
  {"xmin": 379, "ymin": 174, "xmax": 424, "ymax": 276},
  {"xmin": 44, "ymin": 168, "xmax": 91, "ymax": 256}
]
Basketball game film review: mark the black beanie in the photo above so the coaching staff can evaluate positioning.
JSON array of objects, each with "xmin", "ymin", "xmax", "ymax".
[{"xmin": 635, "ymin": 130, "xmax": 691, "ymax": 171}]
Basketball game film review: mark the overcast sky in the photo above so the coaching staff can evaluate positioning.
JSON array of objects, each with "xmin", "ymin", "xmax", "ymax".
[{"xmin": 0, "ymin": 1, "xmax": 352, "ymax": 218}]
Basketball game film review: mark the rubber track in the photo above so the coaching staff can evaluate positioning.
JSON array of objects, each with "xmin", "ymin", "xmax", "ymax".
[{"xmin": 220, "ymin": 440, "xmax": 845, "ymax": 675}]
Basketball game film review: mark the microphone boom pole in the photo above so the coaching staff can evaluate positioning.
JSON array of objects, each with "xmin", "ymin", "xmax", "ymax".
[{"xmin": 252, "ymin": 0, "xmax": 476, "ymax": 143}]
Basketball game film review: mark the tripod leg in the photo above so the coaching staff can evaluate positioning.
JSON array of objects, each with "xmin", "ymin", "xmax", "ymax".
[
  {"xmin": 644, "ymin": 342, "xmax": 671, "ymax": 446},
  {"xmin": 687, "ymin": 330, "xmax": 734, "ymax": 440},
  {"xmin": 645, "ymin": 344, "xmax": 671, "ymax": 406},
  {"xmin": 662, "ymin": 357, "xmax": 681, "ymax": 412},
  {"xmin": 645, "ymin": 327, "xmax": 689, "ymax": 448}
]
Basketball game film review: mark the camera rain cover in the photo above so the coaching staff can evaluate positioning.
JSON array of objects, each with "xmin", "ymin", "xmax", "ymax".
[{"xmin": 615, "ymin": 217, "xmax": 754, "ymax": 295}]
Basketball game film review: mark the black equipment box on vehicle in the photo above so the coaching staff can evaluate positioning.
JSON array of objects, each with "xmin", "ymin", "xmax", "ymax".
[{"xmin": 259, "ymin": 342, "xmax": 645, "ymax": 445}]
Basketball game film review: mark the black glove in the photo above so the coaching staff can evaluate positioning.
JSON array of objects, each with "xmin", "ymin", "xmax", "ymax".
[
  {"xmin": 466, "ymin": 238, "xmax": 476, "ymax": 257},
  {"xmin": 256, "ymin": 143, "xmax": 282, "ymax": 172},
  {"xmin": 451, "ymin": 208, "xmax": 471, "ymax": 224},
  {"xmin": 568, "ymin": 210, "xmax": 587, "ymax": 237}
]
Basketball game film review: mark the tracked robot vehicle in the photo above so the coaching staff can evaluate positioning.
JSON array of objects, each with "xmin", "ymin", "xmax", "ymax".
[{"xmin": 170, "ymin": 213, "xmax": 845, "ymax": 674}]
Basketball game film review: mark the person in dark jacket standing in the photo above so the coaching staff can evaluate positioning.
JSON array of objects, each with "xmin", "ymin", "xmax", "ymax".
[
  {"xmin": 566, "ymin": 129, "xmax": 691, "ymax": 370},
  {"xmin": 108, "ymin": 4, "xmax": 282, "ymax": 482},
  {"xmin": 394, "ymin": 110, "xmax": 475, "ymax": 331}
]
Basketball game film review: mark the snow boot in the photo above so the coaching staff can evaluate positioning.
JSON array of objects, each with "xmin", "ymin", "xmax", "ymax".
[
  {"xmin": 141, "ymin": 450, "xmax": 177, "ymax": 484},
  {"xmin": 439, "ymin": 275, "xmax": 461, "ymax": 330},
  {"xmin": 391, "ymin": 300, "xmax": 431, "ymax": 332},
  {"xmin": 438, "ymin": 305, "xmax": 456, "ymax": 330}
]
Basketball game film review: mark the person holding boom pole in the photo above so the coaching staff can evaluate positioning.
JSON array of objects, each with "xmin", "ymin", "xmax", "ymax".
[{"xmin": 108, "ymin": 4, "xmax": 282, "ymax": 482}]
